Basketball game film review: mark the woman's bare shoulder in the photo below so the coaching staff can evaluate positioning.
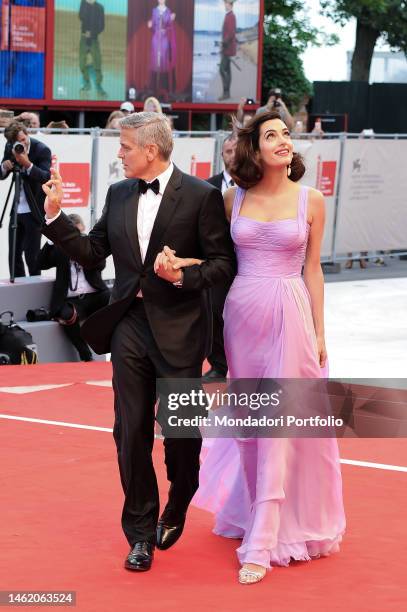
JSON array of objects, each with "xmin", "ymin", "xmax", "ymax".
[{"xmin": 306, "ymin": 187, "xmax": 325, "ymax": 224}]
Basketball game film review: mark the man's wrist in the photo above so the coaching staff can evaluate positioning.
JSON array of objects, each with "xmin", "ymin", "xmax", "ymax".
[{"xmin": 45, "ymin": 209, "xmax": 62, "ymax": 224}]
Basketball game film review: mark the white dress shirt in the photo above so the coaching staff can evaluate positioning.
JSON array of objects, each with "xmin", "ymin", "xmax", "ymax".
[
  {"xmin": 221, "ymin": 170, "xmax": 234, "ymax": 195},
  {"xmin": 136, "ymin": 162, "xmax": 174, "ymax": 296},
  {"xmin": 67, "ymin": 261, "xmax": 97, "ymax": 298}
]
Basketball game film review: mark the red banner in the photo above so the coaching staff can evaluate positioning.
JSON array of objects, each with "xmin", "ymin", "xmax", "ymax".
[
  {"xmin": 9, "ymin": 5, "xmax": 45, "ymax": 53},
  {"xmin": 316, "ymin": 159, "xmax": 337, "ymax": 197},
  {"xmin": 59, "ymin": 163, "xmax": 90, "ymax": 208}
]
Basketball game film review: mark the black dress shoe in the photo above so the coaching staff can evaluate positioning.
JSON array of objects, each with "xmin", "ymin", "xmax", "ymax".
[
  {"xmin": 202, "ymin": 368, "xmax": 226, "ymax": 382},
  {"xmin": 156, "ymin": 516, "xmax": 186, "ymax": 551},
  {"xmin": 124, "ymin": 541, "xmax": 154, "ymax": 571}
]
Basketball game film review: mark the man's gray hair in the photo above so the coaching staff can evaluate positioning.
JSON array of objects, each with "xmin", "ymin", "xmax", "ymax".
[{"xmin": 119, "ymin": 112, "xmax": 173, "ymax": 160}]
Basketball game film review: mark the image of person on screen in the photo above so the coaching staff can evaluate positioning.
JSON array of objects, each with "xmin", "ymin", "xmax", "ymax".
[
  {"xmin": 148, "ymin": 0, "xmax": 177, "ymax": 101},
  {"xmin": 79, "ymin": 0, "xmax": 107, "ymax": 98},
  {"xmin": 219, "ymin": 0, "xmax": 237, "ymax": 101}
]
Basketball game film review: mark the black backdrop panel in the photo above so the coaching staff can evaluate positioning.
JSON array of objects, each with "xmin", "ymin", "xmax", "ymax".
[{"xmin": 310, "ymin": 81, "xmax": 407, "ymax": 134}]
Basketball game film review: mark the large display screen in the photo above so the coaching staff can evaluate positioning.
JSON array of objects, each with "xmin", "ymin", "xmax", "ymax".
[
  {"xmin": 1, "ymin": 0, "xmax": 261, "ymax": 105},
  {"xmin": 0, "ymin": 0, "xmax": 46, "ymax": 99}
]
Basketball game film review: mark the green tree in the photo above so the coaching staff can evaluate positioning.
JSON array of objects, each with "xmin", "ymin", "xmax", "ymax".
[
  {"xmin": 321, "ymin": 0, "xmax": 407, "ymax": 81},
  {"xmin": 263, "ymin": 1, "xmax": 337, "ymax": 110}
]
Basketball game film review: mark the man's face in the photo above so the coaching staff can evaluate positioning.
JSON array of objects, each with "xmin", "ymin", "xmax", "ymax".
[
  {"xmin": 15, "ymin": 131, "xmax": 30, "ymax": 151},
  {"xmin": 224, "ymin": 1, "xmax": 233, "ymax": 11},
  {"xmin": 29, "ymin": 114, "xmax": 40, "ymax": 129},
  {"xmin": 118, "ymin": 128, "xmax": 152, "ymax": 179},
  {"xmin": 222, "ymin": 139, "xmax": 236, "ymax": 172}
]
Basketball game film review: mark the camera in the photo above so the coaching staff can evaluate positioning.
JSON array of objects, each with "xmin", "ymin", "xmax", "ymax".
[
  {"xmin": 26, "ymin": 308, "xmax": 51, "ymax": 323},
  {"xmin": 246, "ymin": 98, "xmax": 255, "ymax": 105},
  {"xmin": 12, "ymin": 142, "xmax": 25, "ymax": 155}
]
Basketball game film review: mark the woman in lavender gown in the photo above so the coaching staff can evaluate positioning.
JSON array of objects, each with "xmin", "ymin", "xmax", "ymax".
[
  {"xmin": 148, "ymin": 0, "xmax": 177, "ymax": 99},
  {"xmin": 181, "ymin": 111, "xmax": 345, "ymax": 584}
]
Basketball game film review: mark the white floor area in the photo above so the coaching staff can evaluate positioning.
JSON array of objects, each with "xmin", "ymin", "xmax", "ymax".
[{"xmin": 325, "ymin": 277, "xmax": 407, "ymax": 378}]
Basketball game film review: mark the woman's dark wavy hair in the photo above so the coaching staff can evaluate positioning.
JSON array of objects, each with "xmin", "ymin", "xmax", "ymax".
[{"xmin": 230, "ymin": 111, "xmax": 305, "ymax": 189}]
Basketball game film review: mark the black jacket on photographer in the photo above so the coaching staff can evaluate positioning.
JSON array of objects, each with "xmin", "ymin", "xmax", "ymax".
[
  {"xmin": 38, "ymin": 241, "xmax": 110, "ymax": 361},
  {"xmin": 38, "ymin": 242, "xmax": 108, "ymax": 316},
  {"xmin": 0, "ymin": 131, "xmax": 51, "ymax": 277},
  {"xmin": 1, "ymin": 137, "xmax": 51, "ymax": 218}
]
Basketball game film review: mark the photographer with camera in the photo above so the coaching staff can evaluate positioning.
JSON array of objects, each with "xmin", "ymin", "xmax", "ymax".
[
  {"xmin": 38, "ymin": 214, "xmax": 110, "ymax": 362},
  {"xmin": 0, "ymin": 121, "xmax": 51, "ymax": 277},
  {"xmin": 257, "ymin": 88, "xmax": 294, "ymax": 130}
]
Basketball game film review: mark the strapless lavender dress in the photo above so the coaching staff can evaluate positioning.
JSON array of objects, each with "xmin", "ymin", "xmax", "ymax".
[{"xmin": 194, "ymin": 186, "xmax": 345, "ymax": 569}]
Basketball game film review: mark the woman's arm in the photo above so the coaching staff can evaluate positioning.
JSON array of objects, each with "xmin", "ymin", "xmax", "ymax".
[
  {"xmin": 303, "ymin": 188, "xmax": 327, "ymax": 368},
  {"xmin": 223, "ymin": 186, "xmax": 236, "ymax": 222}
]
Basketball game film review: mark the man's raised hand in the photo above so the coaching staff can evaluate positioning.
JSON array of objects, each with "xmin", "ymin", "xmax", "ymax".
[{"xmin": 42, "ymin": 168, "xmax": 64, "ymax": 219}]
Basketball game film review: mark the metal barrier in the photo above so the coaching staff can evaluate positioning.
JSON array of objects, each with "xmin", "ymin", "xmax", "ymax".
[{"xmin": 1, "ymin": 128, "xmax": 407, "ymax": 271}]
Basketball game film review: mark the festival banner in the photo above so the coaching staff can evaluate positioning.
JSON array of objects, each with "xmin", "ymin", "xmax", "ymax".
[
  {"xmin": 335, "ymin": 139, "xmax": 407, "ymax": 253},
  {"xmin": 293, "ymin": 138, "xmax": 341, "ymax": 259}
]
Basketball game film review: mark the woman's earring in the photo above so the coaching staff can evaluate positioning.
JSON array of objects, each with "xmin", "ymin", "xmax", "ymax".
[{"xmin": 287, "ymin": 164, "xmax": 292, "ymax": 177}]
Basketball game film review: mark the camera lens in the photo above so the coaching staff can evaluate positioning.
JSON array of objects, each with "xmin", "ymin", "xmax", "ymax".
[{"xmin": 13, "ymin": 142, "xmax": 25, "ymax": 154}]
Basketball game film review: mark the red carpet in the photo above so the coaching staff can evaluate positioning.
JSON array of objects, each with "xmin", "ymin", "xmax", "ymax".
[{"xmin": 0, "ymin": 364, "xmax": 406, "ymax": 611}]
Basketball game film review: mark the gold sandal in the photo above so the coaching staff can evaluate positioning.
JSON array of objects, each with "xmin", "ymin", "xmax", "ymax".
[{"xmin": 238, "ymin": 566, "xmax": 267, "ymax": 585}]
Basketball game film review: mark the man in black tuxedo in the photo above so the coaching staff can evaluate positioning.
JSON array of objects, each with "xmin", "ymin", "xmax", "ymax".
[
  {"xmin": 41, "ymin": 112, "xmax": 236, "ymax": 572},
  {"xmin": 204, "ymin": 135, "xmax": 236, "ymax": 380},
  {"xmin": 38, "ymin": 213, "xmax": 110, "ymax": 362},
  {"xmin": 0, "ymin": 121, "xmax": 51, "ymax": 276}
]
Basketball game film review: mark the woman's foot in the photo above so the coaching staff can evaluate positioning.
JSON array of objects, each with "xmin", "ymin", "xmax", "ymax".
[{"xmin": 238, "ymin": 563, "xmax": 267, "ymax": 585}]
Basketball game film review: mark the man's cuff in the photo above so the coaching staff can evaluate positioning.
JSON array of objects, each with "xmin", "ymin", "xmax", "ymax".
[
  {"xmin": 172, "ymin": 270, "xmax": 184, "ymax": 288},
  {"xmin": 45, "ymin": 210, "xmax": 62, "ymax": 225}
]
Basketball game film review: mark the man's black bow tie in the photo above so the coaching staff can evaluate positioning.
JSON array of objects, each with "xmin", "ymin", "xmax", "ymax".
[{"xmin": 138, "ymin": 178, "xmax": 160, "ymax": 195}]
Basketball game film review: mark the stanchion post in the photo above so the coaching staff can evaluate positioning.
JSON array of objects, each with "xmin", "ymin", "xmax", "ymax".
[
  {"xmin": 331, "ymin": 132, "xmax": 347, "ymax": 268},
  {"xmin": 90, "ymin": 127, "xmax": 100, "ymax": 227}
]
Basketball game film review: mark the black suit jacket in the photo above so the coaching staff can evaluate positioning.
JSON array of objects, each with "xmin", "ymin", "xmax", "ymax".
[
  {"xmin": 38, "ymin": 241, "xmax": 108, "ymax": 316},
  {"xmin": 1, "ymin": 137, "xmax": 52, "ymax": 222},
  {"xmin": 207, "ymin": 172, "xmax": 224, "ymax": 192},
  {"xmin": 42, "ymin": 165, "xmax": 237, "ymax": 367}
]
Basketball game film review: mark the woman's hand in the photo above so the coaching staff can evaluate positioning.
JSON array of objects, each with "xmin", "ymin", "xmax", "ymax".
[
  {"xmin": 154, "ymin": 246, "xmax": 203, "ymax": 274},
  {"xmin": 317, "ymin": 335, "xmax": 327, "ymax": 369}
]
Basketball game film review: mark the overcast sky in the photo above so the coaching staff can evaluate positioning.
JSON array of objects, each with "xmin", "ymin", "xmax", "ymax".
[{"xmin": 301, "ymin": 0, "xmax": 357, "ymax": 81}]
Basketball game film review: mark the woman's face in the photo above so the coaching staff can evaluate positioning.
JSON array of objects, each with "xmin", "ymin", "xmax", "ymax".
[
  {"xmin": 158, "ymin": 0, "xmax": 166, "ymax": 6},
  {"xmin": 257, "ymin": 118, "xmax": 293, "ymax": 170}
]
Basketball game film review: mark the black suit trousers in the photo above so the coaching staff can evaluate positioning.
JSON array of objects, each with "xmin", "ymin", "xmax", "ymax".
[
  {"xmin": 207, "ymin": 278, "xmax": 233, "ymax": 376},
  {"xmin": 9, "ymin": 213, "xmax": 42, "ymax": 277},
  {"xmin": 110, "ymin": 298, "xmax": 202, "ymax": 547}
]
